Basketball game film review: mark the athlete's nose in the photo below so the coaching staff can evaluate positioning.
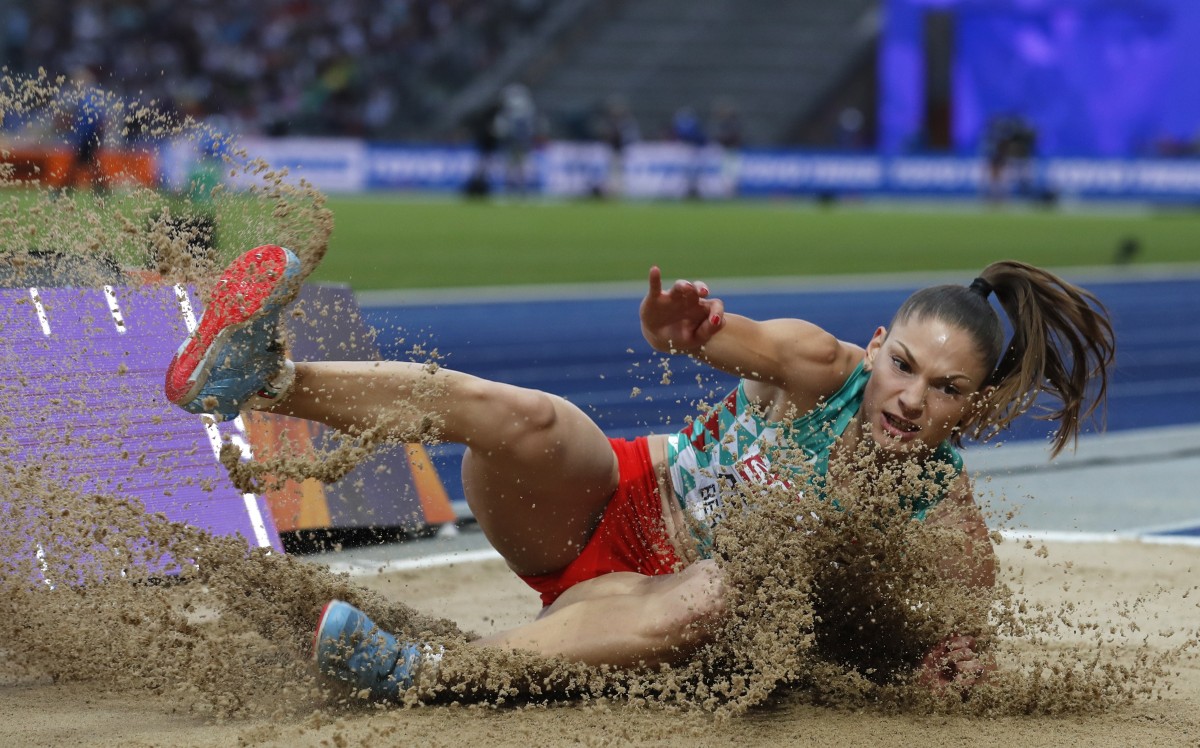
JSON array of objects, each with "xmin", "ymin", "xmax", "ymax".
[{"xmin": 898, "ymin": 380, "xmax": 925, "ymax": 418}]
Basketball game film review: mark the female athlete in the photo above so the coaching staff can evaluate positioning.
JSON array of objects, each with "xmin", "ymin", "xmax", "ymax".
[{"xmin": 164, "ymin": 245, "xmax": 1114, "ymax": 699}]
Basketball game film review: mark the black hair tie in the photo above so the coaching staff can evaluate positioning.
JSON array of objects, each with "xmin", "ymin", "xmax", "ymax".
[{"xmin": 968, "ymin": 277, "xmax": 993, "ymax": 298}]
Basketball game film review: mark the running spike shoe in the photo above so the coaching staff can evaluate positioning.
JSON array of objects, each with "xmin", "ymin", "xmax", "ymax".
[
  {"xmin": 164, "ymin": 244, "xmax": 301, "ymax": 421},
  {"xmin": 312, "ymin": 600, "xmax": 424, "ymax": 700}
]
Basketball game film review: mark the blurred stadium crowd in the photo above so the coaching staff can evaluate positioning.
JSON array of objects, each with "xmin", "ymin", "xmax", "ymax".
[
  {"xmin": 4, "ymin": 0, "xmax": 1199, "ymax": 205},
  {"xmin": 1, "ymin": 0, "xmax": 551, "ymax": 138}
]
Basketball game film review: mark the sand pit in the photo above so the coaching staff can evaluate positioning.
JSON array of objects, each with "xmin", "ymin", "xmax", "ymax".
[
  {"xmin": 2, "ymin": 72, "xmax": 1196, "ymax": 747},
  {"xmin": 1, "ymin": 538, "xmax": 1197, "ymax": 747}
]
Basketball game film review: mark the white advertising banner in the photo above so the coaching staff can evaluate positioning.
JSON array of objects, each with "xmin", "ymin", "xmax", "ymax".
[{"xmin": 229, "ymin": 137, "xmax": 368, "ymax": 193}]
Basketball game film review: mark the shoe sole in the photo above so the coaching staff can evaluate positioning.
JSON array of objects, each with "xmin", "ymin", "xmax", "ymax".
[
  {"xmin": 312, "ymin": 599, "xmax": 341, "ymax": 661},
  {"xmin": 164, "ymin": 244, "xmax": 299, "ymax": 406},
  {"xmin": 312, "ymin": 602, "xmax": 336, "ymax": 662}
]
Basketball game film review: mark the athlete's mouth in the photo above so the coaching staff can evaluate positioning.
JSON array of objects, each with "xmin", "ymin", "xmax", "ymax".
[{"xmin": 882, "ymin": 411, "xmax": 920, "ymax": 436}]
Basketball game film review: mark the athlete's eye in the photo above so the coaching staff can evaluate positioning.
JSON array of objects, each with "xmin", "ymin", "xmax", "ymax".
[{"xmin": 891, "ymin": 356, "xmax": 911, "ymax": 373}]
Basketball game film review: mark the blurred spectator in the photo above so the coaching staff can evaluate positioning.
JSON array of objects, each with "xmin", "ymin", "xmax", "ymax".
[
  {"xmin": 3, "ymin": 5, "xmax": 30, "ymax": 70},
  {"xmin": 60, "ymin": 67, "xmax": 108, "ymax": 194},
  {"xmin": 709, "ymin": 98, "xmax": 742, "ymax": 198},
  {"xmin": 836, "ymin": 107, "xmax": 866, "ymax": 150},
  {"xmin": 672, "ymin": 106, "xmax": 707, "ymax": 199},
  {"xmin": 984, "ymin": 115, "xmax": 1037, "ymax": 202},
  {"xmin": 595, "ymin": 95, "xmax": 640, "ymax": 198},
  {"xmin": 492, "ymin": 83, "xmax": 537, "ymax": 195},
  {"xmin": 1151, "ymin": 130, "xmax": 1200, "ymax": 158},
  {"xmin": 462, "ymin": 98, "xmax": 503, "ymax": 199},
  {"xmin": 3, "ymin": 0, "xmax": 554, "ymax": 139},
  {"xmin": 181, "ymin": 123, "xmax": 229, "ymax": 257}
]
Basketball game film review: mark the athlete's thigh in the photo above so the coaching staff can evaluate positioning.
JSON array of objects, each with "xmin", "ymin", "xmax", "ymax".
[
  {"xmin": 540, "ymin": 561, "xmax": 719, "ymax": 613},
  {"xmin": 460, "ymin": 390, "xmax": 619, "ymax": 575}
]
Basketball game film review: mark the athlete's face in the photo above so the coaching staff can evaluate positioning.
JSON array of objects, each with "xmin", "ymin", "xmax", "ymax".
[{"xmin": 859, "ymin": 317, "xmax": 992, "ymax": 456}]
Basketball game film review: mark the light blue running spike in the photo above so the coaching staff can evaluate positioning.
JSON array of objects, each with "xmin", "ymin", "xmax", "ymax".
[{"xmin": 313, "ymin": 600, "xmax": 422, "ymax": 700}]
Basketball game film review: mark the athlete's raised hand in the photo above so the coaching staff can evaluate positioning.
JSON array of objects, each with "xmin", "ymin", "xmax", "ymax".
[{"xmin": 639, "ymin": 266, "xmax": 725, "ymax": 353}]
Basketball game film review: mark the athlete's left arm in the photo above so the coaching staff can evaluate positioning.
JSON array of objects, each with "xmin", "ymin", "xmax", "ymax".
[{"xmin": 917, "ymin": 472, "xmax": 997, "ymax": 691}]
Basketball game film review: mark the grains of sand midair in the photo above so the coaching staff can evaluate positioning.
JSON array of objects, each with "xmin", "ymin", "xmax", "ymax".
[{"xmin": 0, "ymin": 72, "xmax": 1193, "ymax": 726}]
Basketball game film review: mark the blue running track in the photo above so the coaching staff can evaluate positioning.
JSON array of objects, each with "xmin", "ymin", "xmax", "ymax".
[{"xmin": 360, "ymin": 272, "xmax": 1200, "ymax": 507}]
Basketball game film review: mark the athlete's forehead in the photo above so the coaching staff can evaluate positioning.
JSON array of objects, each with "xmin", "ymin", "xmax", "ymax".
[{"xmin": 884, "ymin": 317, "xmax": 989, "ymax": 382}]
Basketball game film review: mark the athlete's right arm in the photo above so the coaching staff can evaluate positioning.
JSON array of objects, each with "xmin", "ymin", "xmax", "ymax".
[
  {"xmin": 639, "ymin": 267, "xmax": 860, "ymax": 400},
  {"xmin": 693, "ymin": 313, "xmax": 854, "ymax": 391}
]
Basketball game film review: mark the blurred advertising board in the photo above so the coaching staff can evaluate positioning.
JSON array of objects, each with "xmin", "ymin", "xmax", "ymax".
[{"xmin": 156, "ymin": 136, "xmax": 1200, "ymax": 202}]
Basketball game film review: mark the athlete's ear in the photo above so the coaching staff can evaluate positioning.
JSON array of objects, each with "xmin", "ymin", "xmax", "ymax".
[{"xmin": 864, "ymin": 326, "xmax": 887, "ymax": 370}]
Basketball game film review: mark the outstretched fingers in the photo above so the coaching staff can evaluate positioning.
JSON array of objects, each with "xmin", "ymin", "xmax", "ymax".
[
  {"xmin": 641, "ymin": 266, "xmax": 725, "ymax": 351},
  {"xmin": 645, "ymin": 266, "xmax": 710, "ymax": 304},
  {"xmin": 646, "ymin": 265, "xmax": 663, "ymax": 298}
]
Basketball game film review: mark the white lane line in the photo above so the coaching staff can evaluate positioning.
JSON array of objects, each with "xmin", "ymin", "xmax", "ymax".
[
  {"xmin": 182, "ymin": 278, "xmax": 273, "ymax": 551},
  {"xmin": 103, "ymin": 285, "xmax": 127, "ymax": 333},
  {"xmin": 241, "ymin": 494, "xmax": 273, "ymax": 549},
  {"xmin": 28, "ymin": 287, "xmax": 51, "ymax": 335},
  {"xmin": 198, "ymin": 416, "xmax": 274, "ymax": 549},
  {"xmin": 35, "ymin": 543, "xmax": 55, "ymax": 590},
  {"xmin": 174, "ymin": 284, "xmax": 198, "ymax": 331},
  {"xmin": 227, "ymin": 417, "xmax": 273, "ymax": 550},
  {"xmin": 319, "ymin": 548, "xmax": 503, "ymax": 577},
  {"xmin": 1000, "ymin": 528, "xmax": 1200, "ymax": 548},
  {"xmin": 316, "ymin": 531, "xmax": 1200, "ymax": 579}
]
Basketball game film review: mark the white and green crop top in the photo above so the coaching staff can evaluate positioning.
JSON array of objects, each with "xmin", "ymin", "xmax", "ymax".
[{"xmin": 665, "ymin": 362, "xmax": 962, "ymax": 532}]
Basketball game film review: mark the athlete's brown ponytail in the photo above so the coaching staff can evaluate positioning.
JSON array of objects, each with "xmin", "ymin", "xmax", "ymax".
[{"xmin": 893, "ymin": 261, "xmax": 1115, "ymax": 456}]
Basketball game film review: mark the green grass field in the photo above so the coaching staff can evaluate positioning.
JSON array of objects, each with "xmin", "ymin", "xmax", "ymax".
[
  {"xmin": 4, "ymin": 188, "xmax": 1197, "ymax": 290},
  {"xmin": 309, "ymin": 197, "xmax": 1200, "ymax": 290}
]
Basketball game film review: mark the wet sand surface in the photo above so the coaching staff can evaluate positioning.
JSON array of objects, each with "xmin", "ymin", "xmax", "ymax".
[{"xmin": 2, "ymin": 538, "xmax": 1196, "ymax": 748}]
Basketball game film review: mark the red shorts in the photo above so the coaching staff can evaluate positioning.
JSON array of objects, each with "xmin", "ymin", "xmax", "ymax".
[{"xmin": 517, "ymin": 436, "xmax": 683, "ymax": 608}]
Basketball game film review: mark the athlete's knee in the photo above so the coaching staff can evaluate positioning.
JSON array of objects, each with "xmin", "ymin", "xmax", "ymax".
[
  {"xmin": 507, "ymin": 388, "xmax": 562, "ymax": 436},
  {"xmin": 468, "ymin": 381, "xmax": 565, "ymax": 455}
]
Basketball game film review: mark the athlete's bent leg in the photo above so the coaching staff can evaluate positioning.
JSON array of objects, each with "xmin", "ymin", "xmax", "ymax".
[
  {"xmin": 274, "ymin": 361, "xmax": 619, "ymax": 576},
  {"xmin": 475, "ymin": 559, "xmax": 727, "ymax": 668},
  {"xmin": 164, "ymin": 246, "xmax": 622, "ymax": 577},
  {"xmin": 313, "ymin": 560, "xmax": 726, "ymax": 699}
]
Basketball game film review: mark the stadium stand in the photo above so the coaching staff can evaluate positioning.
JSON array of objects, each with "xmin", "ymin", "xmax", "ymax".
[
  {"xmin": 3, "ymin": 0, "xmax": 555, "ymax": 139},
  {"xmin": 524, "ymin": 0, "xmax": 881, "ymax": 145},
  {"xmin": 3, "ymin": 0, "xmax": 882, "ymax": 146}
]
